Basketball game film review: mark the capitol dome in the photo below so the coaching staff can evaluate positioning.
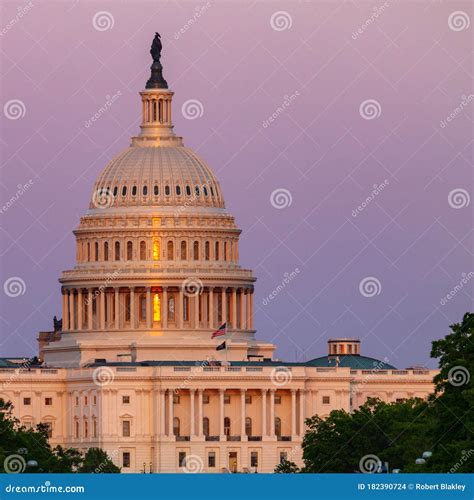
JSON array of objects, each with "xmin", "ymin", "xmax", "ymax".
[{"xmin": 90, "ymin": 146, "xmax": 225, "ymax": 210}]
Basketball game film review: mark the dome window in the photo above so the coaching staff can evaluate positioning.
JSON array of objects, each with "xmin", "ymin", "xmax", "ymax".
[
  {"xmin": 122, "ymin": 186, "xmax": 127, "ymax": 196},
  {"xmin": 132, "ymin": 185, "xmax": 137, "ymax": 196},
  {"xmin": 203, "ymin": 186, "xmax": 208, "ymax": 197},
  {"xmin": 113, "ymin": 186, "xmax": 118, "ymax": 197},
  {"xmin": 210, "ymin": 186, "xmax": 214, "ymax": 196},
  {"xmin": 165, "ymin": 185, "xmax": 170, "ymax": 196},
  {"xmin": 195, "ymin": 186, "xmax": 200, "ymax": 197},
  {"xmin": 154, "ymin": 185, "xmax": 159, "ymax": 196},
  {"xmin": 143, "ymin": 185, "xmax": 148, "ymax": 196},
  {"xmin": 176, "ymin": 185, "xmax": 181, "ymax": 196},
  {"xmin": 186, "ymin": 185, "xmax": 191, "ymax": 196}
]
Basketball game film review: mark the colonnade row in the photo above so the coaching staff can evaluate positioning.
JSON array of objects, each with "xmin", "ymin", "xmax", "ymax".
[{"xmin": 62, "ymin": 286, "xmax": 254, "ymax": 332}]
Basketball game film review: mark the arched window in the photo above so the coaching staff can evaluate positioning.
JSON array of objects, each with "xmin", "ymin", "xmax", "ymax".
[
  {"xmin": 153, "ymin": 240, "xmax": 160, "ymax": 261},
  {"xmin": 126, "ymin": 241, "xmax": 133, "ymax": 261},
  {"xmin": 176, "ymin": 185, "xmax": 181, "ymax": 195},
  {"xmin": 193, "ymin": 241, "xmax": 199, "ymax": 260},
  {"xmin": 165, "ymin": 185, "xmax": 170, "ymax": 196},
  {"xmin": 203, "ymin": 417, "xmax": 210, "ymax": 437},
  {"xmin": 245, "ymin": 417, "xmax": 252, "ymax": 437},
  {"xmin": 140, "ymin": 241, "xmax": 146, "ymax": 260},
  {"xmin": 104, "ymin": 241, "xmax": 109, "ymax": 261},
  {"xmin": 154, "ymin": 185, "xmax": 159, "ymax": 196},
  {"xmin": 143, "ymin": 185, "xmax": 148, "ymax": 196},
  {"xmin": 173, "ymin": 417, "xmax": 180, "ymax": 436},
  {"xmin": 203, "ymin": 186, "xmax": 208, "ymax": 197},
  {"xmin": 180, "ymin": 241, "xmax": 187, "ymax": 260},
  {"xmin": 114, "ymin": 242, "xmax": 120, "ymax": 261},
  {"xmin": 167, "ymin": 241, "xmax": 174, "ymax": 260},
  {"xmin": 113, "ymin": 186, "xmax": 118, "ymax": 197},
  {"xmin": 224, "ymin": 417, "xmax": 231, "ymax": 436},
  {"xmin": 210, "ymin": 186, "xmax": 214, "ymax": 196},
  {"xmin": 84, "ymin": 420, "xmax": 89, "ymax": 438},
  {"xmin": 122, "ymin": 186, "xmax": 127, "ymax": 196},
  {"xmin": 131, "ymin": 185, "xmax": 137, "ymax": 196},
  {"xmin": 186, "ymin": 185, "xmax": 191, "ymax": 196},
  {"xmin": 94, "ymin": 242, "xmax": 99, "ymax": 261},
  {"xmin": 275, "ymin": 417, "xmax": 281, "ymax": 436},
  {"xmin": 215, "ymin": 241, "xmax": 219, "ymax": 261},
  {"xmin": 205, "ymin": 241, "xmax": 210, "ymax": 260}
]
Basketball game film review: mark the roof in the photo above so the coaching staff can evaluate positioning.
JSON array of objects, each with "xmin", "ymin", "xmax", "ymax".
[{"xmin": 306, "ymin": 355, "xmax": 396, "ymax": 370}]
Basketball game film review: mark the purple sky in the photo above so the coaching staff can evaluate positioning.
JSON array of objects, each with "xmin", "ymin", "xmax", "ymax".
[{"xmin": 0, "ymin": 1, "xmax": 472, "ymax": 368}]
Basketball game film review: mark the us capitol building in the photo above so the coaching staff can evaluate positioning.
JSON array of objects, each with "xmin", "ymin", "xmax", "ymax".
[{"xmin": 0, "ymin": 35, "xmax": 436, "ymax": 473}]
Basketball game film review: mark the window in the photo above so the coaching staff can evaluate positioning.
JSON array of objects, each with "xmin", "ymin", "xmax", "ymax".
[
  {"xmin": 215, "ymin": 241, "xmax": 219, "ymax": 261},
  {"xmin": 208, "ymin": 452, "xmax": 216, "ymax": 468},
  {"xmin": 203, "ymin": 417, "xmax": 209, "ymax": 437},
  {"xmin": 224, "ymin": 394, "xmax": 231, "ymax": 404},
  {"xmin": 113, "ymin": 186, "xmax": 118, "ymax": 197},
  {"xmin": 183, "ymin": 296, "xmax": 189, "ymax": 322},
  {"xmin": 75, "ymin": 420, "xmax": 79, "ymax": 438},
  {"xmin": 104, "ymin": 241, "xmax": 109, "ymax": 261},
  {"xmin": 143, "ymin": 185, "xmax": 148, "ymax": 196},
  {"xmin": 185, "ymin": 185, "xmax": 191, "ymax": 196},
  {"xmin": 165, "ymin": 185, "xmax": 170, "ymax": 196},
  {"xmin": 115, "ymin": 241, "xmax": 120, "ymax": 261},
  {"xmin": 122, "ymin": 452, "xmax": 130, "ymax": 468},
  {"xmin": 176, "ymin": 185, "xmax": 181, "ymax": 195},
  {"xmin": 75, "ymin": 396, "xmax": 79, "ymax": 406},
  {"xmin": 205, "ymin": 241, "xmax": 210, "ymax": 260},
  {"xmin": 87, "ymin": 242, "xmax": 90, "ymax": 261},
  {"xmin": 224, "ymin": 242, "xmax": 228, "ymax": 261},
  {"xmin": 210, "ymin": 186, "xmax": 214, "ymax": 196},
  {"xmin": 250, "ymin": 451, "xmax": 258, "ymax": 468},
  {"xmin": 275, "ymin": 417, "xmax": 281, "ymax": 436},
  {"xmin": 322, "ymin": 396, "xmax": 330, "ymax": 405},
  {"xmin": 93, "ymin": 419, "xmax": 97, "ymax": 438},
  {"xmin": 84, "ymin": 420, "xmax": 88, "ymax": 438},
  {"xmin": 178, "ymin": 452, "xmax": 186, "ymax": 467},
  {"xmin": 245, "ymin": 395, "xmax": 252, "ymax": 404},
  {"xmin": 122, "ymin": 186, "xmax": 127, "ymax": 196},
  {"xmin": 193, "ymin": 241, "xmax": 199, "ymax": 260},
  {"xmin": 153, "ymin": 293, "xmax": 160, "ymax": 321},
  {"xmin": 274, "ymin": 395, "xmax": 281, "ymax": 404},
  {"xmin": 203, "ymin": 394, "xmax": 209, "ymax": 404},
  {"xmin": 168, "ymin": 296, "xmax": 175, "ymax": 321},
  {"xmin": 140, "ymin": 295, "xmax": 146, "ymax": 320},
  {"xmin": 140, "ymin": 241, "xmax": 146, "ymax": 260},
  {"xmin": 180, "ymin": 241, "xmax": 187, "ymax": 260},
  {"xmin": 23, "ymin": 397, "xmax": 31, "ymax": 406},
  {"xmin": 195, "ymin": 186, "xmax": 200, "ymax": 197},
  {"xmin": 153, "ymin": 240, "xmax": 160, "ymax": 260},
  {"xmin": 224, "ymin": 417, "xmax": 231, "ymax": 436},
  {"xmin": 126, "ymin": 241, "xmax": 133, "ymax": 260},
  {"xmin": 203, "ymin": 186, "xmax": 208, "ymax": 196},
  {"xmin": 173, "ymin": 417, "xmax": 180, "ymax": 437},
  {"xmin": 167, "ymin": 240, "xmax": 174, "ymax": 260},
  {"xmin": 93, "ymin": 396, "xmax": 97, "ymax": 405},
  {"xmin": 122, "ymin": 396, "xmax": 130, "ymax": 404},
  {"xmin": 154, "ymin": 185, "xmax": 159, "ymax": 196},
  {"xmin": 122, "ymin": 420, "xmax": 131, "ymax": 437},
  {"xmin": 84, "ymin": 396, "xmax": 88, "ymax": 405},
  {"xmin": 95, "ymin": 241, "xmax": 99, "ymax": 261},
  {"xmin": 245, "ymin": 417, "xmax": 252, "ymax": 436},
  {"xmin": 279, "ymin": 452, "xmax": 288, "ymax": 464},
  {"xmin": 173, "ymin": 394, "xmax": 180, "ymax": 404},
  {"xmin": 131, "ymin": 185, "xmax": 137, "ymax": 196}
]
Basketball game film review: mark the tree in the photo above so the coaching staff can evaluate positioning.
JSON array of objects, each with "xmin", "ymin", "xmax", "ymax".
[
  {"xmin": 274, "ymin": 460, "xmax": 300, "ymax": 473},
  {"xmin": 79, "ymin": 448, "xmax": 120, "ymax": 473}
]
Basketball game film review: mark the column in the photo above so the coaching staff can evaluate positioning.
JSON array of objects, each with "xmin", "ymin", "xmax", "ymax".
[
  {"xmin": 231, "ymin": 288, "xmax": 237, "ymax": 329},
  {"xmin": 240, "ymin": 389, "xmax": 246, "ymax": 438},
  {"xmin": 114, "ymin": 288, "xmax": 120, "ymax": 330},
  {"xmin": 193, "ymin": 294, "xmax": 199, "ymax": 329},
  {"xmin": 177, "ymin": 288, "xmax": 184, "ymax": 329},
  {"xmin": 299, "ymin": 389, "xmax": 305, "ymax": 436},
  {"xmin": 291, "ymin": 389, "xmax": 296, "ymax": 436},
  {"xmin": 208, "ymin": 288, "xmax": 214, "ymax": 329},
  {"xmin": 250, "ymin": 289, "xmax": 254, "ymax": 329},
  {"xmin": 146, "ymin": 287, "xmax": 152, "ymax": 329},
  {"xmin": 221, "ymin": 288, "xmax": 227, "ymax": 325},
  {"xmin": 190, "ymin": 389, "xmax": 195, "ymax": 436},
  {"xmin": 77, "ymin": 290, "xmax": 83, "ymax": 330},
  {"xmin": 261, "ymin": 389, "xmax": 267, "ymax": 436},
  {"xmin": 269, "ymin": 389, "xmax": 275, "ymax": 436},
  {"xmin": 69, "ymin": 289, "xmax": 75, "ymax": 330},
  {"xmin": 100, "ymin": 289, "xmax": 105, "ymax": 330},
  {"xmin": 160, "ymin": 390, "xmax": 166, "ymax": 436},
  {"xmin": 219, "ymin": 389, "xmax": 225, "ymax": 438},
  {"xmin": 246, "ymin": 290, "xmax": 251, "ymax": 330},
  {"xmin": 130, "ymin": 287, "xmax": 135, "ymax": 329},
  {"xmin": 87, "ymin": 289, "xmax": 93, "ymax": 330},
  {"xmin": 162, "ymin": 287, "xmax": 168, "ymax": 329},
  {"xmin": 63, "ymin": 290, "xmax": 69, "ymax": 331},
  {"xmin": 239, "ymin": 289, "xmax": 245, "ymax": 330},
  {"xmin": 198, "ymin": 389, "xmax": 203, "ymax": 436},
  {"xmin": 168, "ymin": 390, "xmax": 174, "ymax": 436}
]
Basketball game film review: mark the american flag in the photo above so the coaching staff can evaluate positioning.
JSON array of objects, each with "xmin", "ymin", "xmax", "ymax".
[{"xmin": 211, "ymin": 322, "xmax": 227, "ymax": 339}]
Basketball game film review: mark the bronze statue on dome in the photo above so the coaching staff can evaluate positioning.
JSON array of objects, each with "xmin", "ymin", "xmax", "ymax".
[{"xmin": 146, "ymin": 32, "xmax": 168, "ymax": 89}]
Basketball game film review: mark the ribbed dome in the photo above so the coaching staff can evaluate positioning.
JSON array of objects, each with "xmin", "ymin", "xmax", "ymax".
[{"xmin": 89, "ymin": 146, "xmax": 225, "ymax": 209}]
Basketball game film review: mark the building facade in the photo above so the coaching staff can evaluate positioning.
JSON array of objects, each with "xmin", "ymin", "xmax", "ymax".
[{"xmin": 0, "ymin": 36, "xmax": 437, "ymax": 473}]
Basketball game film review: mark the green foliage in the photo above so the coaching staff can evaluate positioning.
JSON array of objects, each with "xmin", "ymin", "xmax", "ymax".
[
  {"xmin": 79, "ymin": 448, "xmax": 120, "ymax": 473},
  {"xmin": 274, "ymin": 460, "xmax": 300, "ymax": 473}
]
